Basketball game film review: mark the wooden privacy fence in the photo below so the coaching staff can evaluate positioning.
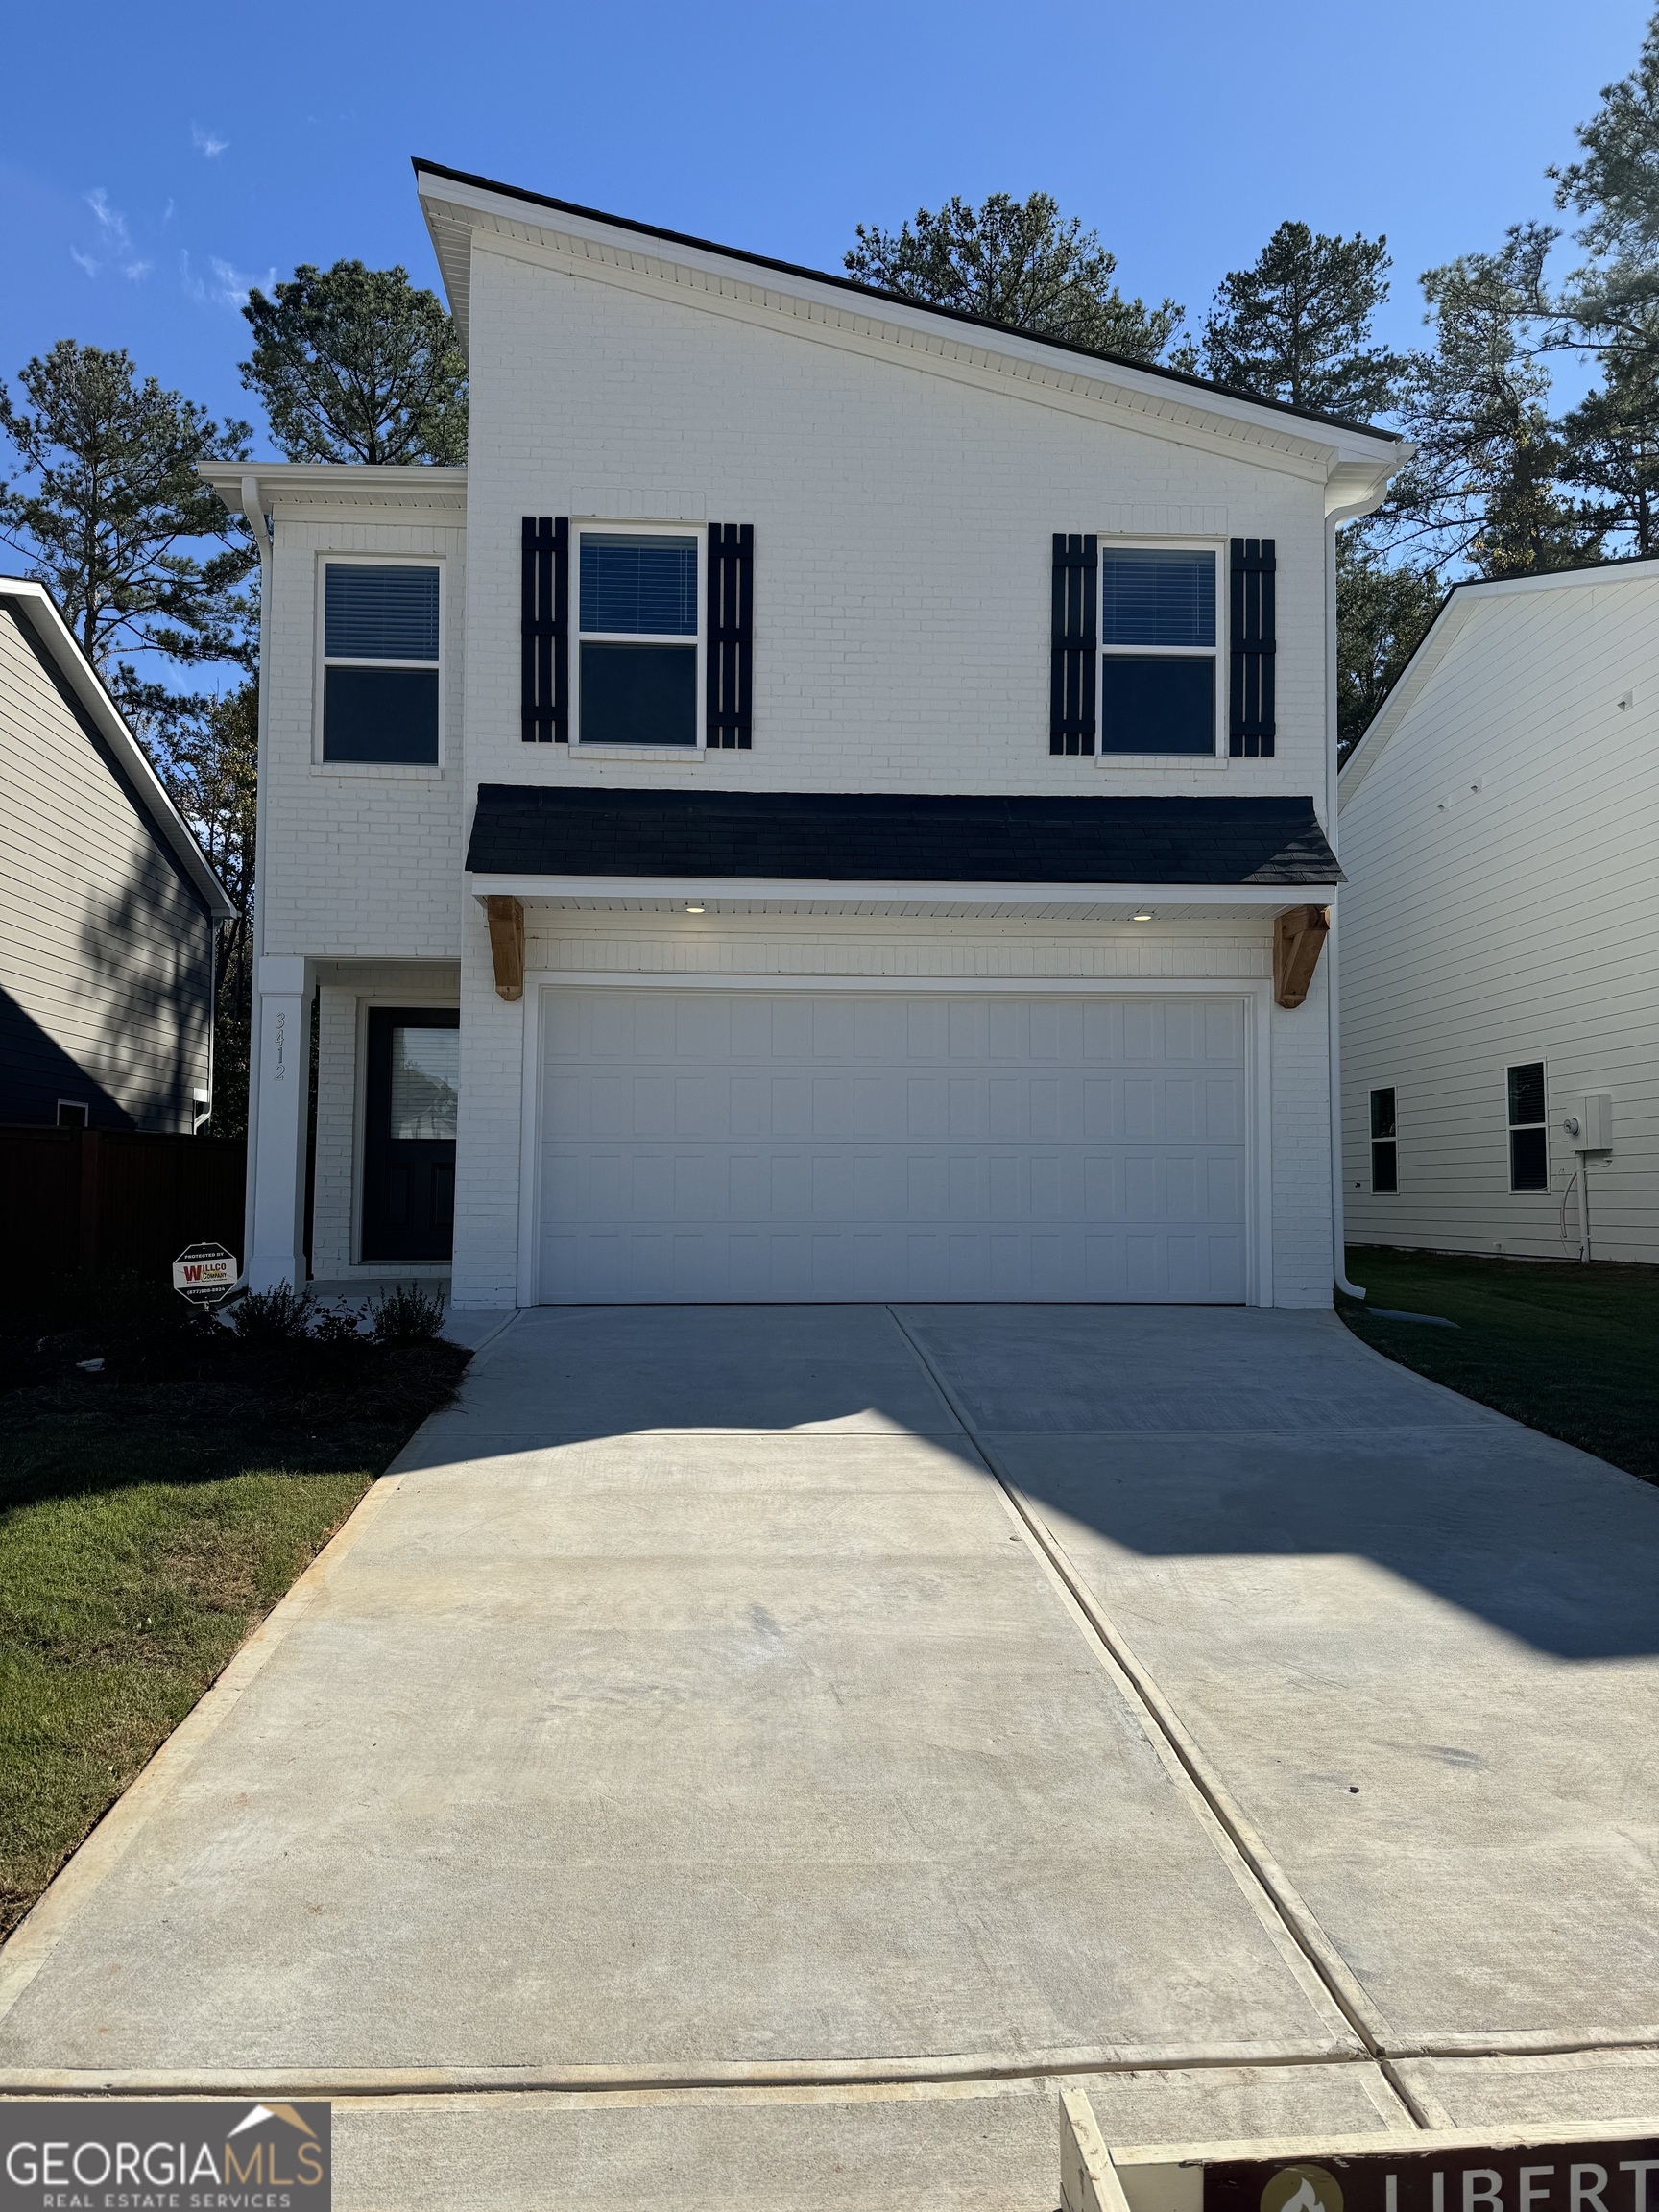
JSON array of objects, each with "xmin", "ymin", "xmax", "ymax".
[{"xmin": 0, "ymin": 1125, "xmax": 246, "ymax": 1284}]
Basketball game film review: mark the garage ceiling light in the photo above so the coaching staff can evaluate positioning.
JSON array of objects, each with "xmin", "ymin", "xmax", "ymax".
[
  {"xmin": 1131, "ymin": 908, "xmax": 1154, "ymax": 923},
  {"xmin": 685, "ymin": 902, "xmax": 705, "ymax": 913}
]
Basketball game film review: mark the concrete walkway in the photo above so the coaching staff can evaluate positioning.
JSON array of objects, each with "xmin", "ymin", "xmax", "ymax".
[{"xmin": 2, "ymin": 1306, "xmax": 1656, "ymax": 2206}]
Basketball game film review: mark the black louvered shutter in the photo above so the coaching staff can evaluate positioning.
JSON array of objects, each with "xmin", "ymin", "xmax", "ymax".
[
  {"xmin": 1050, "ymin": 533, "xmax": 1097, "ymax": 755},
  {"xmin": 707, "ymin": 522, "xmax": 754, "ymax": 749},
  {"xmin": 521, "ymin": 516, "xmax": 568, "ymax": 741},
  {"xmin": 1228, "ymin": 538, "xmax": 1276, "ymax": 757}
]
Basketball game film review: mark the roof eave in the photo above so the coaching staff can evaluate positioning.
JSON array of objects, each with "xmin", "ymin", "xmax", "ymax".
[
  {"xmin": 412, "ymin": 158, "xmax": 1403, "ymax": 467},
  {"xmin": 0, "ymin": 579, "xmax": 238, "ymax": 922}
]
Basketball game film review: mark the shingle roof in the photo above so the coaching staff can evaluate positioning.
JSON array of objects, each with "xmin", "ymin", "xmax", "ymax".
[{"xmin": 466, "ymin": 786, "xmax": 1341, "ymax": 886}]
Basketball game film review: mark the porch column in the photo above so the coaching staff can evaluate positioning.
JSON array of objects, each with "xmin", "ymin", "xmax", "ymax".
[{"xmin": 245, "ymin": 955, "xmax": 312, "ymax": 1292}]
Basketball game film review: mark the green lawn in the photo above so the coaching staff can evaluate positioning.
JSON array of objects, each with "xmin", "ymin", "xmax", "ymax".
[
  {"xmin": 0, "ymin": 1292, "xmax": 467, "ymax": 1939},
  {"xmin": 1339, "ymin": 1246, "xmax": 1659, "ymax": 1483}
]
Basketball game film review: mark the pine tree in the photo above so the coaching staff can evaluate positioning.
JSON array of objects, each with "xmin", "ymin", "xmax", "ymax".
[
  {"xmin": 240, "ymin": 261, "xmax": 469, "ymax": 465},
  {"xmin": 845, "ymin": 192, "xmax": 1183, "ymax": 362},
  {"xmin": 1560, "ymin": 343, "xmax": 1659, "ymax": 554},
  {"xmin": 1336, "ymin": 539, "xmax": 1442, "ymax": 758},
  {"xmin": 1387, "ymin": 230, "xmax": 1602, "ymax": 577},
  {"xmin": 0, "ymin": 340, "xmax": 255, "ymax": 671},
  {"xmin": 1200, "ymin": 222, "xmax": 1404, "ymax": 421}
]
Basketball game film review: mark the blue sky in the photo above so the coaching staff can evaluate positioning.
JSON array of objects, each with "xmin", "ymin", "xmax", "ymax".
[{"xmin": 1, "ymin": 0, "xmax": 1651, "ymax": 450}]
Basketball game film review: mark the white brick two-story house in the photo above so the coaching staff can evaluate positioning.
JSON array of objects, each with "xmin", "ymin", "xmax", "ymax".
[{"xmin": 205, "ymin": 160, "xmax": 1402, "ymax": 1310}]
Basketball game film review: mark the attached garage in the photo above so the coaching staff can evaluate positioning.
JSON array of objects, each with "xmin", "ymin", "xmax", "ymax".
[{"xmin": 533, "ymin": 984, "xmax": 1249, "ymax": 1304}]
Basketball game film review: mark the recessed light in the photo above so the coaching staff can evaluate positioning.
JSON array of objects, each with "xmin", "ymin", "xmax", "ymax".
[
  {"xmin": 685, "ymin": 902, "xmax": 705, "ymax": 914},
  {"xmin": 1131, "ymin": 908, "xmax": 1154, "ymax": 923}
]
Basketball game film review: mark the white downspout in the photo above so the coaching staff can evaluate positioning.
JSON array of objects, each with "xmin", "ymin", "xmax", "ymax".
[
  {"xmin": 1325, "ymin": 503, "xmax": 1367, "ymax": 1302},
  {"xmin": 237, "ymin": 472, "xmax": 274, "ymax": 1288}
]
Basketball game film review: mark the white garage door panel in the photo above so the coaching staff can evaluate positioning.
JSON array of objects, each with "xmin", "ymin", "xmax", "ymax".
[{"xmin": 538, "ymin": 990, "xmax": 1248, "ymax": 1303}]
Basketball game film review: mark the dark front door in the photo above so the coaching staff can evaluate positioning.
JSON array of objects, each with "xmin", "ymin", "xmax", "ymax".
[{"xmin": 362, "ymin": 1008, "xmax": 459, "ymax": 1263}]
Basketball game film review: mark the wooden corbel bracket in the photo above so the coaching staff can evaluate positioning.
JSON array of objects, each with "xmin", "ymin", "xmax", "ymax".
[
  {"xmin": 484, "ymin": 895, "xmax": 525, "ymax": 1002},
  {"xmin": 1273, "ymin": 903, "xmax": 1330, "ymax": 1009}
]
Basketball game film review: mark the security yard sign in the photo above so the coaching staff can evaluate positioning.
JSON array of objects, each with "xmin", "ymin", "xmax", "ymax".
[
  {"xmin": 1061, "ymin": 2098, "xmax": 1659, "ymax": 2212},
  {"xmin": 172, "ymin": 1239, "xmax": 237, "ymax": 1306}
]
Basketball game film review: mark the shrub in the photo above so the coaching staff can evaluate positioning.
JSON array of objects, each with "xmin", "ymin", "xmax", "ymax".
[
  {"xmin": 308, "ymin": 1303, "xmax": 368, "ymax": 1345},
  {"xmin": 369, "ymin": 1285, "xmax": 445, "ymax": 1346},
  {"xmin": 229, "ymin": 1284, "xmax": 311, "ymax": 1345}
]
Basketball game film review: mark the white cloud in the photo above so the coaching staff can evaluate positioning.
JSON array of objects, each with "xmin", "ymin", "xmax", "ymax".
[
  {"xmin": 123, "ymin": 259, "xmax": 153, "ymax": 281},
  {"xmin": 71, "ymin": 247, "xmax": 100, "ymax": 278},
  {"xmin": 191, "ymin": 123, "xmax": 229, "ymax": 157},
  {"xmin": 84, "ymin": 188, "xmax": 131, "ymax": 250},
  {"xmin": 180, "ymin": 249, "xmax": 276, "ymax": 309}
]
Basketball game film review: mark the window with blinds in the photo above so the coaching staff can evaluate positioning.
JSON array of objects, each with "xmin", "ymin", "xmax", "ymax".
[{"xmin": 322, "ymin": 564, "xmax": 441, "ymax": 764}]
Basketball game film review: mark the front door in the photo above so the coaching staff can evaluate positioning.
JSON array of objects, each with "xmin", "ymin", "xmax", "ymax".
[{"xmin": 362, "ymin": 1008, "xmax": 459, "ymax": 1263}]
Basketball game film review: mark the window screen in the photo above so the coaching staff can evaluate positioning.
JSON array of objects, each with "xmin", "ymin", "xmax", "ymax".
[
  {"xmin": 323, "ymin": 564, "xmax": 441, "ymax": 764},
  {"xmin": 325, "ymin": 566, "xmax": 440, "ymax": 659},
  {"xmin": 1098, "ymin": 545, "xmax": 1218, "ymax": 755},
  {"xmin": 579, "ymin": 535, "xmax": 698, "ymax": 635},
  {"xmin": 1370, "ymin": 1088, "xmax": 1398, "ymax": 1194},
  {"xmin": 1506, "ymin": 1061, "xmax": 1548, "ymax": 1191},
  {"xmin": 1100, "ymin": 547, "xmax": 1215, "ymax": 647}
]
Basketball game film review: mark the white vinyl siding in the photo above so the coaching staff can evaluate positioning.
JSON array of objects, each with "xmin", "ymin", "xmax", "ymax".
[
  {"xmin": 1340, "ymin": 568, "xmax": 1659, "ymax": 1262},
  {"xmin": 536, "ymin": 986, "xmax": 1248, "ymax": 1303},
  {"xmin": 0, "ymin": 602, "xmax": 211, "ymax": 1129}
]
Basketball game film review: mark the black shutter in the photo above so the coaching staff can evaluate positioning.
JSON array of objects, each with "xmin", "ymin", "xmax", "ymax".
[
  {"xmin": 707, "ymin": 522, "xmax": 754, "ymax": 749},
  {"xmin": 1050, "ymin": 533, "xmax": 1097, "ymax": 756},
  {"xmin": 1229, "ymin": 537, "xmax": 1276, "ymax": 757},
  {"xmin": 521, "ymin": 516, "xmax": 568, "ymax": 741}
]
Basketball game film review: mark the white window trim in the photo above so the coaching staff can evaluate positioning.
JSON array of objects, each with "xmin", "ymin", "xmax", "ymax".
[
  {"xmin": 1504, "ymin": 1055, "xmax": 1550, "ymax": 1194},
  {"xmin": 1095, "ymin": 537, "xmax": 1225, "ymax": 761},
  {"xmin": 314, "ymin": 554, "xmax": 445, "ymax": 769},
  {"xmin": 571, "ymin": 521, "xmax": 705, "ymax": 753}
]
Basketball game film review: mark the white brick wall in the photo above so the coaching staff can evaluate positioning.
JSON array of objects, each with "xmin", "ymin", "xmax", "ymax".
[
  {"xmin": 257, "ymin": 218, "xmax": 1352, "ymax": 1308},
  {"xmin": 259, "ymin": 512, "xmax": 467, "ymax": 960},
  {"xmin": 460, "ymin": 239, "xmax": 1334, "ymax": 809},
  {"xmin": 311, "ymin": 963, "xmax": 460, "ymax": 1279}
]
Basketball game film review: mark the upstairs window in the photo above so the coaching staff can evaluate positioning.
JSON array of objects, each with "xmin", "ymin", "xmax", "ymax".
[
  {"xmin": 1099, "ymin": 545, "xmax": 1217, "ymax": 756},
  {"xmin": 323, "ymin": 564, "xmax": 441, "ymax": 764},
  {"xmin": 576, "ymin": 530, "xmax": 699, "ymax": 746},
  {"xmin": 1370, "ymin": 1088, "xmax": 1398, "ymax": 1192},
  {"xmin": 1507, "ymin": 1061, "xmax": 1548, "ymax": 1191}
]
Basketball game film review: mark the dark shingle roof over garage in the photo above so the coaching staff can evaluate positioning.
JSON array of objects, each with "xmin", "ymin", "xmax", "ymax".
[{"xmin": 465, "ymin": 786, "xmax": 1342, "ymax": 886}]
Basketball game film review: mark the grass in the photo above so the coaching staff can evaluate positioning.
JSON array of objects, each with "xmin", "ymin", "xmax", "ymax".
[
  {"xmin": 0, "ymin": 1277, "xmax": 468, "ymax": 1939},
  {"xmin": 1339, "ymin": 1245, "xmax": 1659, "ymax": 1483}
]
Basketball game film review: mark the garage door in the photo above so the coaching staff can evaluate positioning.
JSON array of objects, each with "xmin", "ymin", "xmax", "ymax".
[{"xmin": 538, "ymin": 989, "xmax": 1248, "ymax": 1303}]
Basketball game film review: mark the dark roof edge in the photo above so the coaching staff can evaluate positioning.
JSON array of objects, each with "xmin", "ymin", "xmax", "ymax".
[{"xmin": 413, "ymin": 157, "xmax": 1402, "ymax": 448}]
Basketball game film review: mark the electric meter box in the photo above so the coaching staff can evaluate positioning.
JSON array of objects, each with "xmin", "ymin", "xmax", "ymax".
[{"xmin": 1577, "ymin": 1093, "xmax": 1614, "ymax": 1151}]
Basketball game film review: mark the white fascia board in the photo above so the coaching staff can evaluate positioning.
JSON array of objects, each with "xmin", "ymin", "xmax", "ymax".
[
  {"xmin": 0, "ymin": 579, "xmax": 236, "ymax": 922},
  {"xmin": 198, "ymin": 462, "xmax": 468, "ymax": 519},
  {"xmin": 416, "ymin": 171, "xmax": 1400, "ymax": 488},
  {"xmin": 468, "ymin": 873, "xmax": 1318, "ymax": 911}
]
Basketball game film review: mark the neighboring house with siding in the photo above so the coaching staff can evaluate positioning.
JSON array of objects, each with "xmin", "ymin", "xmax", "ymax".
[
  {"xmin": 0, "ymin": 579, "xmax": 236, "ymax": 1130},
  {"xmin": 1339, "ymin": 559, "xmax": 1659, "ymax": 1265},
  {"xmin": 205, "ymin": 158, "xmax": 1401, "ymax": 1309}
]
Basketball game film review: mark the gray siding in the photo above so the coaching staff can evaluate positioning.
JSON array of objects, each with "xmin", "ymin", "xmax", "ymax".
[{"xmin": 0, "ymin": 603, "xmax": 212, "ymax": 1130}]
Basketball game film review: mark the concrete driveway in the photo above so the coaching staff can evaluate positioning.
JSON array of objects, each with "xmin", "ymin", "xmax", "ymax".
[{"xmin": 2, "ymin": 1305, "xmax": 1657, "ymax": 2207}]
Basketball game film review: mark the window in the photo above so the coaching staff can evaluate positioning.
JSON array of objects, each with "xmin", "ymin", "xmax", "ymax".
[
  {"xmin": 1507, "ymin": 1061, "xmax": 1548, "ymax": 1191},
  {"xmin": 576, "ymin": 530, "xmax": 699, "ymax": 746},
  {"xmin": 1370, "ymin": 1088, "xmax": 1398, "ymax": 1193},
  {"xmin": 323, "ymin": 564, "xmax": 441, "ymax": 763},
  {"xmin": 56, "ymin": 1099, "xmax": 89, "ymax": 1129},
  {"xmin": 1099, "ymin": 544, "xmax": 1218, "ymax": 755}
]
